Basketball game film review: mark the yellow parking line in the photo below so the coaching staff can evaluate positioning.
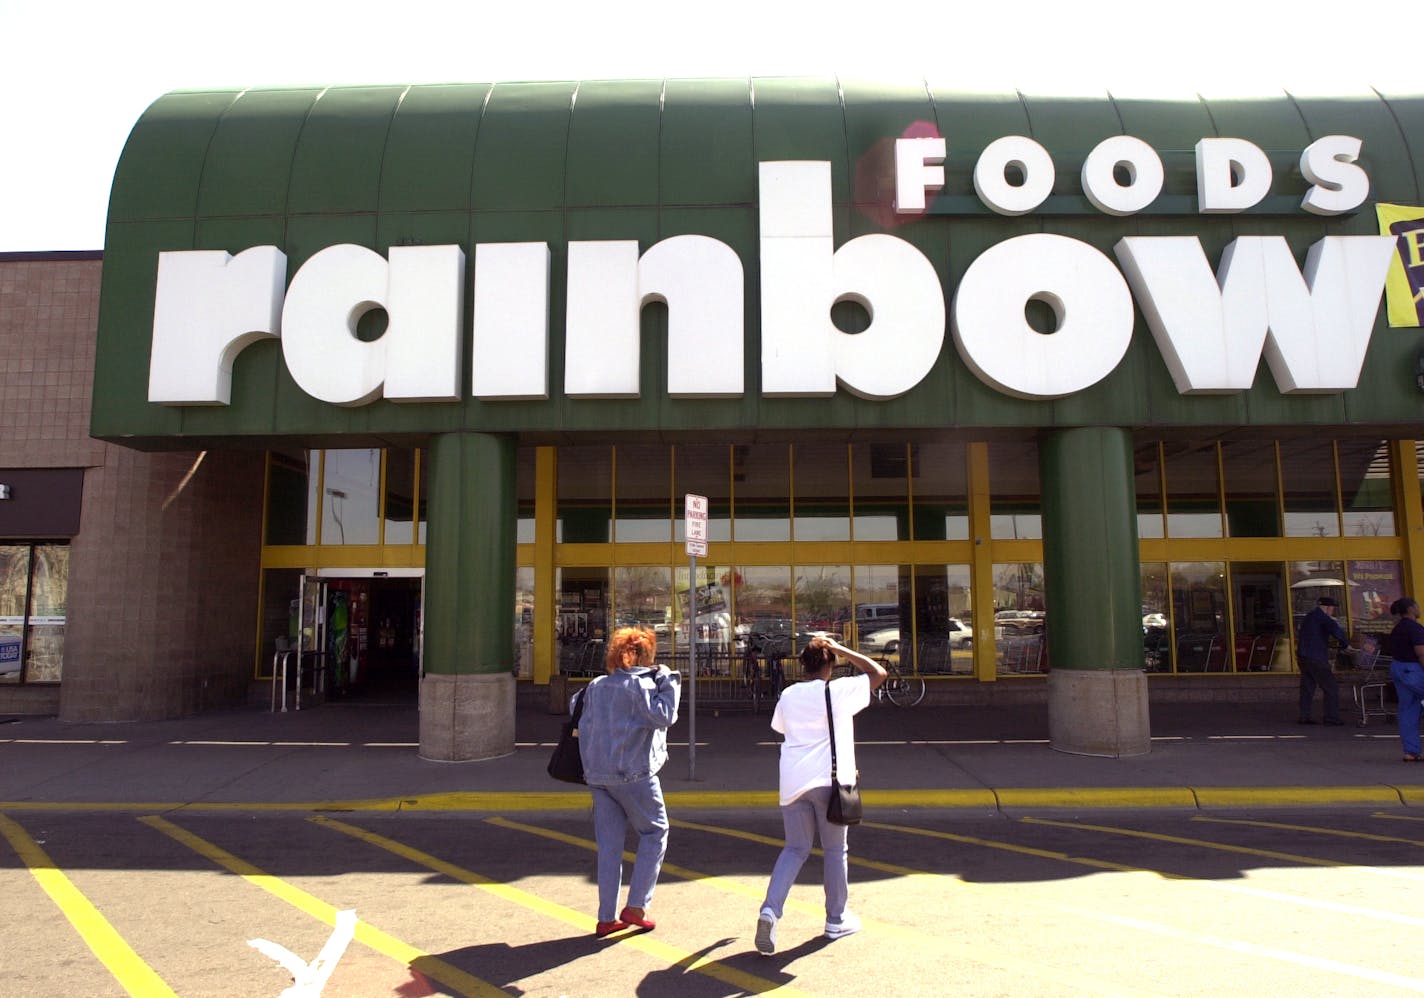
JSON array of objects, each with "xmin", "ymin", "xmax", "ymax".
[
  {"xmin": 311, "ymin": 815, "xmax": 809, "ymax": 997},
  {"xmin": 1022, "ymin": 815, "xmax": 1424, "ymax": 882},
  {"xmin": 0, "ymin": 813, "xmax": 177, "ymax": 998},
  {"xmin": 494, "ymin": 815, "xmax": 1148, "ymax": 998},
  {"xmin": 869, "ymin": 817, "xmax": 1424, "ymax": 990},
  {"xmin": 1194, "ymin": 814, "xmax": 1424, "ymax": 846},
  {"xmin": 139, "ymin": 815, "xmax": 502, "ymax": 997},
  {"xmin": 670, "ymin": 816, "xmax": 937, "ymax": 879}
]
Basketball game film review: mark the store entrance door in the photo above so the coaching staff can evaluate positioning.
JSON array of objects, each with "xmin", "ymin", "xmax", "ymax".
[{"xmin": 321, "ymin": 570, "xmax": 423, "ymax": 704}]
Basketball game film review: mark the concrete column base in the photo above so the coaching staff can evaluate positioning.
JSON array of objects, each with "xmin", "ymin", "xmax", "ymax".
[
  {"xmin": 419, "ymin": 672, "xmax": 516, "ymax": 762},
  {"xmin": 1048, "ymin": 669, "xmax": 1151, "ymax": 758}
]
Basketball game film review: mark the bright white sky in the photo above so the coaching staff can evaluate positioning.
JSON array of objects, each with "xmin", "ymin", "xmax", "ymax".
[{"xmin": 0, "ymin": 0, "xmax": 1417, "ymax": 251}]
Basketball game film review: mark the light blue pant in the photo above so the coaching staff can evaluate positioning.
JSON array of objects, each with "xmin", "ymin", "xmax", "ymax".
[
  {"xmin": 760, "ymin": 786, "xmax": 849, "ymax": 921},
  {"xmin": 589, "ymin": 776, "xmax": 668, "ymax": 922},
  {"xmin": 1391, "ymin": 660, "xmax": 1424, "ymax": 757}
]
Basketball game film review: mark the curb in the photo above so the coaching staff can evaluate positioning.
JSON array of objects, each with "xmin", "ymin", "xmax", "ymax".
[{"xmin": 0, "ymin": 784, "xmax": 1417, "ymax": 813}]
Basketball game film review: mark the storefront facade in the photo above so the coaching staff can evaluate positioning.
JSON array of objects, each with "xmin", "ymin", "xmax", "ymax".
[{"xmin": 12, "ymin": 79, "xmax": 1424, "ymax": 757}]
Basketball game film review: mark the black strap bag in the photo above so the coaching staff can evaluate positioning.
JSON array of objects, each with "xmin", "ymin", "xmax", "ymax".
[
  {"xmin": 547, "ymin": 688, "xmax": 586, "ymax": 784},
  {"xmin": 824, "ymin": 682, "xmax": 862, "ymax": 825}
]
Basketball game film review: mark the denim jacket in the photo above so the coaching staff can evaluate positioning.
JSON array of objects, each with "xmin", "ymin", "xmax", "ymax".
[{"xmin": 574, "ymin": 666, "xmax": 681, "ymax": 786}]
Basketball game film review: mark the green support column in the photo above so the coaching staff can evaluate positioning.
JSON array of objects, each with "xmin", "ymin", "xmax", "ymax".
[
  {"xmin": 419, "ymin": 431, "xmax": 517, "ymax": 761},
  {"xmin": 1039, "ymin": 427, "xmax": 1150, "ymax": 757}
]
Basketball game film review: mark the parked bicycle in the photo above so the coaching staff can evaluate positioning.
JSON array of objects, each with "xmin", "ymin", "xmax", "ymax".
[
  {"xmin": 739, "ymin": 645, "xmax": 786, "ymax": 714},
  {"xmin": 841, "ymin": 657, "xmax": 924, "ymax": 707}
]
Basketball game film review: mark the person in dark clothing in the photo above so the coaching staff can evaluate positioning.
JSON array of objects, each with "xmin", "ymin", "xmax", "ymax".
[
  {"xmin": 1386, "ymin": 598, "xmax": 1424, "ymax": 762},
  {"xmin": 1296, "ymin": 596, "xmax": 1353, "ymax": 725}
]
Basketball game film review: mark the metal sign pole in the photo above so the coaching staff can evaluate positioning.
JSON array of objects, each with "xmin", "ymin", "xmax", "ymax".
[
  {"xmin": 683, "ymin": 493, "xmax": 708, "ymax": 782},
  {"xmin": 687, "ymin": 553, "xmax": 697, "ymax": 781}
]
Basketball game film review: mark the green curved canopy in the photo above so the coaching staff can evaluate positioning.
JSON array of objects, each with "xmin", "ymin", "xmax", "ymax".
[{"xmin": 93, "ymin": 79, "xmax": 1424, "ymax": 448}]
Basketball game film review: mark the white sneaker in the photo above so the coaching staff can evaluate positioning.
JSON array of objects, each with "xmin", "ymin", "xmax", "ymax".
[
  {"xmin": 824, "ymin": 910, "xmax": 861, "ymax": 939},
  {"xmin": 755, "ymin": 908, "xmax": 778, "ymax": 955}
]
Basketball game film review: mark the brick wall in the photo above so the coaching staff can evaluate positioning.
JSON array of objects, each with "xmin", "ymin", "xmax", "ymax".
[
  {"xmin": 2, "ymin": 255, "xmax": 266, "ymax": 720},
  {"xmin": 0, "ymin": 256, "xmax": 106, "ymax": 469}
]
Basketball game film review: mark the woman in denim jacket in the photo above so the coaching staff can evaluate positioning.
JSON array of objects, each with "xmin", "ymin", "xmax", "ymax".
[{"xmin": 575, "ymin": 625, "xmax": 681, "ymax": 936}]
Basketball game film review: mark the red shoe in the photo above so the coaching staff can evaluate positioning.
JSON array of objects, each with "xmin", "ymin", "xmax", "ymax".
[
  {"xmin": 619, "ymin": 907, "xmax": 655, "ymax": 930},
  {"xmin": 595, "ymin": 920, "xmax": 628, "ymax": 937}
]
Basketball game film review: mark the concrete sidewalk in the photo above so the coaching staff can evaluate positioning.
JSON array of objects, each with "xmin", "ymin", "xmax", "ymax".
[{"xmin": 2, "ymin": 695, "xmax": 1422, "ymax": 812}]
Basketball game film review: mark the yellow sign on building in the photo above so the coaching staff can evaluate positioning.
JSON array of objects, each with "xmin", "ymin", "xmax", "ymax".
[{"xmin": 1377, "ymin": 203, "xmax": 1424, "ymax": 327}]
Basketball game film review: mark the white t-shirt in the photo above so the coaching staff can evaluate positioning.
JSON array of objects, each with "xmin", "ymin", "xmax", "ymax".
[{"xmin": 770, "ymin": 674, "xmax": 872, "ymax": 805}]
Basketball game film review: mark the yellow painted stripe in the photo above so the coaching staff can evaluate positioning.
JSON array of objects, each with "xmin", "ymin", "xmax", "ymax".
[
  {"xmin": 1194, "ymin": 814, "xmax": 1424, "ymax": 846},
  {"xmin": 311, "ymin": 815, "xmax": 810, "ymax": 997},
  {"xmin": 0, "ymin": 784, "xmax": 1410, "ymax": 814},
  {"xmin": 866, "ymin": 819, "xmax": 1146, "ymax": 875},
  {"xmin": 0, "ymin": 812, "xmax": 177, "ymax": 998},
  {"xmin": 669, "ymin": 816, "xmax": 935, "ymax": 879},
  {"xmin": 494, "ymin": 815, "xmax": 1151, "ymax": 998},
  {"xmin": 871, "ymin": 817, "xmax": 1424, "ymax": 928},
  {"xmin": 1397, "ymin": 786, "xmax": 1424, "ymax": 806},
  {"xmin": 995, "ymin": 787, "xmax": 1196, "ymax": 809},
  {"xmin": 138, "ymin": 815, "xmax": 502, "ymax": 997},
  {"xmin": 1022, "ymin": 815, "xmax": 1424, "ymax": 882},
  {"xmin": 867, "ymin": 817, "xmax": 1424, "ymax": 990},
  {"xmin": 1192, "ymin": 785, "xmax": 1402, "ymax": 808}
]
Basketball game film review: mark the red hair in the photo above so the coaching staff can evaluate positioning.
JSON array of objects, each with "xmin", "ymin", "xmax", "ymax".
[{"xmin": 606, "ymin": 626, "xmax": 657, "ymax": 671}]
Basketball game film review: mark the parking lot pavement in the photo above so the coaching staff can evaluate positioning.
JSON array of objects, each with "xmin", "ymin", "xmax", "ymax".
[{"xmin": 7, "ymin": 802, "xmax": 1424, "ymax": 995}]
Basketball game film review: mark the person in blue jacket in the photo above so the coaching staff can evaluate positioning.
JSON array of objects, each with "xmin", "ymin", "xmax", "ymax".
[
  {"xmin": 1386, "ymin": 598, "xmax": 1424, "ymax": 762},
  {"xmin": 575, "ymin": 625, "xmax": 681, "ymax": 937},
  {"xmin": 1296, "ymin": 596, "xmax": 1353, "ymax": 725}
]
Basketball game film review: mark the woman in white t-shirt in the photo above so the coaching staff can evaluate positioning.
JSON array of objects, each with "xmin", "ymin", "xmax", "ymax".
[{"xmin": 755, "ymin": 635, "xmax": 886, "ymax": 955}]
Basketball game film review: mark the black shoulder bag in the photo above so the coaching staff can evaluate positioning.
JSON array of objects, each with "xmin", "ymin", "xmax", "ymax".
[
  {"xmin": 824, "ymin": 681, "xmax": 862, "ymax": 825},
  {"xmin": 547, "ymin": 688, "xmax": 586, "ymax": 784}
]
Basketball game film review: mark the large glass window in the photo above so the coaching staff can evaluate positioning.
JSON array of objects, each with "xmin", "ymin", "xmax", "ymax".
[
  {"xmin": 557, "ymin": 446, "xmax": 612, "ymax": 544},
  {"xmin": 1347, "ymin": 559, "xmax": 1402, "ymax": 649},
  {"xmin": 1165, "ymin": 442, "xmax": 1223, "ymax": 538},
  {"xmin": 1281, "ymin": 437, "xmax": 1340, "ymax": 537},
  {"xmin": 258, "ymin": 568, "xmax": 302, "ymax": 676},
  {"xmin": 556, "ymin": 567, "xmax": 609, "ymax": 675},
  {"xmin": 796, "ymin": 564, "xmax": 851, "ymax": 645},
  {"xmin": 265, "ymin": 450, "xmax": 310, "ymax": 545},
  {"xmin": 735, "ymin": 445, "xmax": 791, "ymax": 541},
  {"xmin": 383, "ymin": 448, "xmax": 416, "ymax": 545},
  {"xmin": 1222, "ymin": 440, "xmax": 1281, "ymax": 538},
  {"xmin": 910, "ymin": 564, "xmax": 972, "ymax": 676},
  {"xmin": 320, "ymin": 449, "xmax": 381, "ymax": 545},
  {"xmin": 1230, "ymin": 562, "xmax": 1288, "ymax": 672},
  {"xmin": 852, "ymin": 444, "xmax": 910, "ymax": 541},
  {"xmin": 417, "ymin": 449, "xmax": 429, "ymax": 544},
  {"xmin": 673, "ymin": 562, "xmax": 734, "ymax": 672},
  {"xmin": 1339, "ymin": 439, "xmax": 1395, "ymax": 536},
  {"xmin": 1134, "ymin": 443, "xmax": 1165, "ymax": 540},
  {"xmin": 614, "ymin": 566, "xmax": 674, "ymax": 640},
  {"xmin": 993, "ymin": 562, "xmax": 1046, "ymax": 673},
  {"xmin": 674, "ymin": 445, "xmax": 731, "ymax": 543},
  {"xmin": 516, "ymin": 448, "xmax": 535, "ymax": 545},
  {"xmin": 615, "ymin": 444, "xmax": 672, "ymax": 542},
  {"xmin": 514, "ymin": 567, "xmax": 535, "ymax": 679},
  {"xmin": 912, "ymin": 441, "xmax": 968, "ymax": 540},
  {"xmin": 1171, "ymin": 562, "xmax": 1227, "ymax": 671},
  {"xmin": 793, "ymin": 443, "xmax": 850, "ymax": 541},
  {"xmin": 1141, "ymin": 563, "xmax": 1170, "ymax": 671},
  {"xmin": 989, "ymin": 442, "xmax": 1041, "ymax": 540},
  {"xmin": 0, "ymin": 543, "xmax": 67, "ymax": 684},
  {"xmin": 615, "ymin": 441, "xmax": 674, "ymax": 540},
  {"xmin": 733, "ymin": 566, "xmax": 796, "ymax": 664}
]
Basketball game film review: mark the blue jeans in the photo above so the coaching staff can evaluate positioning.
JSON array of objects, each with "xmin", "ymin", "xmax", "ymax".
[
  {"xmin": 589, "ymin": 776, "xmax": 668, "ymax": 922},
  {"xmin": 760, "ymin": 786, "xmax": 849, "ymax": 921},
  {"xmin": 1391, "ymin": 660, "xmax": 1424, "ymax": 756}
]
